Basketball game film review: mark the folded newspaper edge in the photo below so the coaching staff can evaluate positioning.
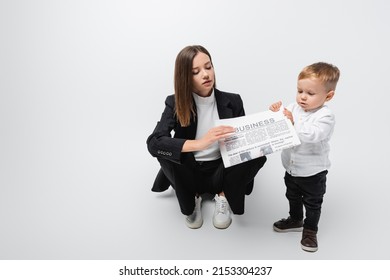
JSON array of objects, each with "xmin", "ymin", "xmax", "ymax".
[{"xmin": 215, "ymin": 110, "xmax": 301, "ymax": 167}]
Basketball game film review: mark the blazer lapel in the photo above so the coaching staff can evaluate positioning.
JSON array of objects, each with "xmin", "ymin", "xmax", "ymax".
[{"xmin": 215, "ymin": 89, "xmax": 234, "ymax": 119}]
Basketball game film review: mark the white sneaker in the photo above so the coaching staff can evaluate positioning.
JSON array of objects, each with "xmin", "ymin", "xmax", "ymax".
[
  {"xmin": 185, "ymin": 196, "xmax": 203, "ymax": 229},
  {"xmin": 213, "ymin": 195, "xmax": 232, "ymax": 229}
]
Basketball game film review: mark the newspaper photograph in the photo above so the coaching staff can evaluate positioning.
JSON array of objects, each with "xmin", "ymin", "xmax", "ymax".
[{"xmin": 215, "ymin": 109, "xmax": 301, "ymax": 168}]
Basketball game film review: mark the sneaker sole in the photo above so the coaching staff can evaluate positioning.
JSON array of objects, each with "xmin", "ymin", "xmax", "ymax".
[
  {"xmin": 301, "ymin": 244, "xmax": 318, "ymax": 252},
  {"xmin": 273, "ymin": 225, "xmax": 303, "ymax": 232},
  {"xmin": 186, "ymin": 219, "xmax": 203, "ymax": 229},
  {"xmin": 213, "ymin": 219, "xmax": 232, "ymax": 229}
]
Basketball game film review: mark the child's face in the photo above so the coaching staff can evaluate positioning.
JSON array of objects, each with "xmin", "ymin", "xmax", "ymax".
[
  {"xmin": 296, "ymin": 77, "xmax": 334, "ymax": 111},
  {"xmin": 192, "ymin": 52, "xmax": 215, "ymax": 97}
]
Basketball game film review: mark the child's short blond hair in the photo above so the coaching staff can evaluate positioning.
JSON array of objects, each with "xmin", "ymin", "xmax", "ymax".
[{"xmin": 298, "ymin": 62, "xmax": 340, "ymax": 91}]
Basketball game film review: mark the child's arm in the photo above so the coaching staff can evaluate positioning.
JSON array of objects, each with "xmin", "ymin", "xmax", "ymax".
[
  {"xmin": 269, "ymin": 101, "xmax": 294, "ymax": 124},
  {"xmin": 269, "ymin": 101, "xmax": 282, "ymax": 112},
  {"xmin": 283, "ymin": 108, "xmax": 294, "ymax": 125},
  {"xmin": 297, "ymin": 113, "xmax": 335, "ymax": 143}
]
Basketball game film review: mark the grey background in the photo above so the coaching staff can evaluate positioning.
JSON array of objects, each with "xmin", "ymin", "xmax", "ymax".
[{"xmin": 1, "ymin": 0, "xmax": 389, "ymax": 259}]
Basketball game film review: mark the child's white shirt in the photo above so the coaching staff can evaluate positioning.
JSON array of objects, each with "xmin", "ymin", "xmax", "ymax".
[{"xmin": 282, "ymin": 103, "xmax": 335, "ymax": 177}]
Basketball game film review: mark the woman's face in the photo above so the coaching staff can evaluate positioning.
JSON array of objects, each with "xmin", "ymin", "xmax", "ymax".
[{"xmin": 191, "ymin": 52, "xmax": 215, "ymax": 97}]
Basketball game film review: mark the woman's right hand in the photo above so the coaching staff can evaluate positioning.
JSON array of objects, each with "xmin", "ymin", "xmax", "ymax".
[{"xmin": 182, "ymin": 125, "xmax": 235, "ymax": 152}]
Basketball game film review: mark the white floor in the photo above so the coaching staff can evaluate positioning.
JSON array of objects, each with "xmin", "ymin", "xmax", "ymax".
[{"xmin": 1, "ymin": 136, "xmax": 388, "ymax": 260}]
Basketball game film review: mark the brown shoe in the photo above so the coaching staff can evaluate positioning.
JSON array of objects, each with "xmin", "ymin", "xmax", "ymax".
[
  {"xmin": 273, "ymin": 216, "xmax": 303, "ymax": 232},
  {"xmin": 301, "ymin": 229, "xmax": 318, "ymax": 252}
]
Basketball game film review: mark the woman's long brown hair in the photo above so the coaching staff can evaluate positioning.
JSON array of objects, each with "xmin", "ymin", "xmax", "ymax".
[{"xmin": 174, "ymin": 45, "xmax": 215, "ymax": 127}]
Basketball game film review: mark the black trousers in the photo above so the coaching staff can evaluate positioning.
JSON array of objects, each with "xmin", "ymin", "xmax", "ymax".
[
  {"xmin": 284, "ymin": 170, "xmax": 328, "ymax": 231},
  {"xmin": 158, "ymin": 156, "xmax": 266, "ymax": 215}
]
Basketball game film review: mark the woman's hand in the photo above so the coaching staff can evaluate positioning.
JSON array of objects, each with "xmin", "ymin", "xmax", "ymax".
[{"xmin": 182, "ymin": 125, "xmax": 235, "ymax": 152}]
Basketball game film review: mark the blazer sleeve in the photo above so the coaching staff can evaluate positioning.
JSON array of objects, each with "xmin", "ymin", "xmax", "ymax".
[{"xmin": 146, "ymin": 96, "xmax": 186, "ymax": 164}]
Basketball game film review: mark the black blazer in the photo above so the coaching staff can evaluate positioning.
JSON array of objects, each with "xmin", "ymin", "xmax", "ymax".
[{"xmin": 146, "ymin": 88, "xmax": 246, "ymax": 192}]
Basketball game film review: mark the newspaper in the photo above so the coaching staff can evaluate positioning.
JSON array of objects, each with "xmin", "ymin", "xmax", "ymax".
[{"xmin": 215, "ymin": 109, "xmax": 301, "ymax": 167}]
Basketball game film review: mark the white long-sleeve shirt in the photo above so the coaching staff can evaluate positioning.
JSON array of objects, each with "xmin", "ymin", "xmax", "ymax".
[
  {"xmin": 282, "ymin": 103, "xmax": 335, "ymax": 177},
  {"xmin": 192, "ymin": 90, "xmax": 221, "ymax": 161}
]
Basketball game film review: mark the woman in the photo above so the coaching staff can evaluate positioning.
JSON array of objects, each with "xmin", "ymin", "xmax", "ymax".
[{"xmin": 147, "ymin": 45, "xmax": 266, "ymax": 229}]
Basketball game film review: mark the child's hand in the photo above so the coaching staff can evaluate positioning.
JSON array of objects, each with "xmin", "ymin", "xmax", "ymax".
[
  {"xmin": 283, "ymin": 108, "xmax": 294, "ymax": 124},
  {"xmin": 269, "ymin": 101, "xmax": 282, "ymax": 112}
]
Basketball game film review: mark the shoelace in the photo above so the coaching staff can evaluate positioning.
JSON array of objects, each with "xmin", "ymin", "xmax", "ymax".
[
  {"xmin": 194, "ymin": 197, "xmax": 201, "ymax": 212},
  {"xmin": 215, "ymin": 197, "xmax": 228, "ymax": 214},
  {"xmin": 280, "ymin": 217, "xmax": 293, "ymax": 223}
]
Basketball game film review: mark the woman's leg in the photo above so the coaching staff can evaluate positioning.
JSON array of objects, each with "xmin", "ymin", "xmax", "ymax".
[
  {"xmin": 157, "ymin": 158, "xmax": 199, "ymax": 215},
  {"xmin": 222, "ymin": 156, "xmax": 267, "ymax": 214}
]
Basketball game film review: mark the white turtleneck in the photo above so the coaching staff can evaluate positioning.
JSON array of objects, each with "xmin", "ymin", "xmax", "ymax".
[{"xmin": 192, "ymin": 90, "xmax": 221, "ymax": 161}]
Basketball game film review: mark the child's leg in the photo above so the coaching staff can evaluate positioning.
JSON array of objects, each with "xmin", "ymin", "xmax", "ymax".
[
  {"xmin": 272, "ymin": 172, "xmax": 304, "ymax": 232},
  {"xmin": 284, "ymin": 172, "xmax": 304, "ymax": 221},
  {"xmin": 301, "ymin": 170, "xmax": 328, "ymax": 231}
]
